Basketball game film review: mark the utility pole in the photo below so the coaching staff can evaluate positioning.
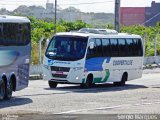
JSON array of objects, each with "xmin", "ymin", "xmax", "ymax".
[
  {"xmin": 115, "ymin": 0, "xmax": 120, "ymax": 32},
  {"xmin": 143, "ymin": 33, "xmax": 148, "ymax": 57},
  {"xmin": 154, "ymin": 32, "xmax": 159, "ymax": 57},
  {"xmin": 54, "ymin": 0, "xmax": 57, "ymax": 34}
]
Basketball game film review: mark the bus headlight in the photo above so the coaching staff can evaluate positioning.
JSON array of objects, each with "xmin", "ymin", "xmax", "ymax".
[{"xmin": 76, "ymin": 76, "xmax": 79, "ymax": 80}]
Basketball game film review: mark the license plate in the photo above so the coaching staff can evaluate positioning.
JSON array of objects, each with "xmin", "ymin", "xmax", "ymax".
[{"xmin": 55, "ymin": 71, "xmax": 64, "ymax": 74}]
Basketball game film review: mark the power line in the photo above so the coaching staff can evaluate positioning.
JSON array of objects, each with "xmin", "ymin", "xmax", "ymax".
[
  {"xmin": 142, "ymin": 11, "xmax": 160, "ymax": 25},
  {"xmin": 59, "ymin": 1, "xmax": 114, "ymax": 6}
]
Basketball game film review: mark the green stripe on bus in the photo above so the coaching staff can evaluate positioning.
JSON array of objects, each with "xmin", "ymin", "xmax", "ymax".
[
  {"xmin": 93, "ymin": 77, "xmax": 103, "ymax": 83},
  {"xmin": 103, "ymin": 69, "xmax": 110, "ymax": 82},
  {"xmin": 93, "ymin": 69, "xmax": 110, "ymax": 83}
]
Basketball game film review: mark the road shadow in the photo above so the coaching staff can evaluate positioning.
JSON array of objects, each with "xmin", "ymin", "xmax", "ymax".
[
  {"xmin": 44, "ymin": 83, "xmax": 148, "ymax": 93},
  {"xmin": 16, "ymin": 84, "xmax": 148, "ymax": 97},
  {"xmin": 0, "ymin": 97, "xmax": 33, "ymax": 109}
]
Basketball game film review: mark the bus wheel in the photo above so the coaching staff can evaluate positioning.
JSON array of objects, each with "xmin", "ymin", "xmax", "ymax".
[
  {"xmin": 114, "ymin": 73, "xmax": 127, "ymax": 86},
  {"xmin": 0, "ymin": 80, "xmax": 5, "ymax": 100},
  {"xmin": 4, "ymin": 80, "xmax": 13, "ymax": 100},
  {"xmin": 80, "ymin": 75, "xmax": 93, "ymax": 89},
  {"xmin": 48, "ymin": 81, "xmax": 58, "ymax": 88}
]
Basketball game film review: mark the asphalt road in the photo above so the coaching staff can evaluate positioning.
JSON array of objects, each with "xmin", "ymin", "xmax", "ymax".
[{"xmin": 0, "ymin": 71, "xmax": 160, "ymax": 116}]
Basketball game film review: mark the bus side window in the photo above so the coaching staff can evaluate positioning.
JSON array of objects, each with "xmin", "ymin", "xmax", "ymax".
[
  {"xmin": 0, "ymin": 23, "xmax": 30, "ymax": 46},
  {"xmin": 87, "ymin": 38, "xmax": 96, "ymax": 59},
  {"xmin": 126, "ymin": 39, "xmax": 134, "ymax": 56},
  {"xmin": 133, "ymin": 39, "xmax": 143, "ymax": 56},
  {"xmin": 102, "ymin": 38, "xmax": 110, "ymax": 57},
  {"xmin": 20, "ymin": 23, "xmax": 30, "ymax": 46},
  {"xmin": 138, "ymin": 39, "xmax": 143, "ymax": 56},
  {"xmin": 95, "ymin": 38, "xmax": 103, "ymax": 57},
  {"xmin": 110, "ymin": 39, "xmax": 119, "ymax": 57},
  {"xmin": 118, "ymin": 39, "xmax": 126, "ymax": 57},
  {"xmin": 0, "ymin": 23, "xmax": 3, "ymax": 45},
  {"xmin": 87, "ymin": 38, "xmax": 103, "ymax": 59}
]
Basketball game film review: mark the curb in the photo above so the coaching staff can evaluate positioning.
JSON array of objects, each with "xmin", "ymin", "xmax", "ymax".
[{"xmin": 29, "ymin": 74, "xmax": 42, "ymax": 80}]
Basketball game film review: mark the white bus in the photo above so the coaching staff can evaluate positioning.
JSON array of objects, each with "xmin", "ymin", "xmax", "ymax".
[
  {"xmin": 43, "ymin": 31, "xmax": 143, "ymax": 88},
  {"xmin": 0, "ymin": 15, "xmax": 31, "ymax": 100}
]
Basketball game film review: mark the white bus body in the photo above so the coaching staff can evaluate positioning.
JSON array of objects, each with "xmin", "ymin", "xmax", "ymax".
[
  {"xmin": 43, "ymin": 32, "xmax": 143, "ymax": 88},
  {"xmin": 0, "ymin": 15, "xmax": 31, "ymax": 100}
]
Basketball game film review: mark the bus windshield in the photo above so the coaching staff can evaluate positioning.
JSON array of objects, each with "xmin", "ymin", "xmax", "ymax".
[{"xmin": 45, "ymin": 36, "xmax": 88, "ymax": 61}]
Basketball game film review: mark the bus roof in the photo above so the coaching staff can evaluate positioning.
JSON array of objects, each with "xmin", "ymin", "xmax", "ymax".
[
  {"xmin": 78, "ymin": 28, "xmax": 118, "ymax": 35},
  {"xmin": 0, "ymin": 15, "xmax": 30, "ymax": 23},
  {"xmin": 55, "ymin": 32, "xmax": 142, "ymax": 39}
]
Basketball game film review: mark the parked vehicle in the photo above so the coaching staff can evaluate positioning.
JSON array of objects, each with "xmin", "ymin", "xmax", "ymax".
[{"xmin": 0, "ymin": 15, "xmax": 31, "ymax": 100}]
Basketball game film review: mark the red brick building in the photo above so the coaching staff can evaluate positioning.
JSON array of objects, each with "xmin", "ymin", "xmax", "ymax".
[{"xmin": 120, "ymin": 7, "xmax": 145, "ymax": 26}]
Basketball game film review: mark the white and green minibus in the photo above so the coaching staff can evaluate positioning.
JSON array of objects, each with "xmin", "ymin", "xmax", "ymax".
[{"xmin": 42, "ymin": 31, "xmax": 143, "ymax": 88}]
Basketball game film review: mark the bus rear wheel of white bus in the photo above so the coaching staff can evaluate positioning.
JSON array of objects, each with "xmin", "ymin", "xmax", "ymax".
[
  {"xmin": 48, "ymin": 81, "xmax": 58, "ymax": 88},
  {"xmin": 114, "ymin": 73, "xmax": 128, "ymax": 86}
]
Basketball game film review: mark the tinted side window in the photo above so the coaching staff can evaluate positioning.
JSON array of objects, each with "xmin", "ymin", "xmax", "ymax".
[
  {"xmin": 110, "ymin": 39, "xmax": 119, "ymax": 57},
  {"xmin": 0, "ymin": 23, "xmax": 3, "ymax": 44},
  {"xmin": 18, "ymin": 23, "xmax": 31, "ymax": 45},
  {"xmin": 0, "ymin": 23, "xmax": 31, "ymax": 46},
  {"xmin": 102, "ymin": 39, "xmax": 110, "ymax": 57},
  {"xmin": 118, "ymin": 39, "xmax": 126, "ymax": 57},
  {"xmin": 126, "ymin": 39, "xmax": 134, "ymax": 56},
  {"xmin": 133, "ymin": 38, "xmax": 143, "ymax": 56},
  {"xmin": 95, "ymin": 38, "xmax": 102, "ymax": 57},
  {"xmin": 87, "ymin": 38, "xmax": 96, "ymax": 58},
  {"xmin": 87, "ymin": 38, "xmax": 102, "ymax": 58},
  {"xmin": 137, "ymin": 39, "xmax": 143, "ymax": 56}
]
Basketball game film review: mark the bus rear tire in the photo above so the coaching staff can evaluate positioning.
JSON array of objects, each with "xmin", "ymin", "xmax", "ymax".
[
  {"xmin": 48, "ymin": 81, "xmax": 58, "ymax": 88},
  {"xmin": 0, "ymin": 80, "xmax": 5, "ymax": 100},
  {"xmin": 114, "ymin": 73, "xmax": 127, "ymax": 86},
  {"xmin": 4, "ymin": 80, "xmax": 13, "ymax": 100}
]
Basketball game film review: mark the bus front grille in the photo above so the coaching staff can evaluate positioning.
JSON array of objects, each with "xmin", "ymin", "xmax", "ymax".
[
  {"xmin": 51, "ymin": 79, "xmax": 69, "ymax": 83},
  {"xmin": 52, "ymin": 74, "xmax": 67, "ymax": 78},
  {"xmin": 51, "ymin": 66, "xmax": 70, "ymax": 72}
]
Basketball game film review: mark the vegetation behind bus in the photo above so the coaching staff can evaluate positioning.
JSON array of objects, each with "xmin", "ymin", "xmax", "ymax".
[{"xmin": 29, "ymin": 16, "xmax": 160, "ymax": 64}]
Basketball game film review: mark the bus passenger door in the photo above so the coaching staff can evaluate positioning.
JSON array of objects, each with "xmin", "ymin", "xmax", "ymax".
[{"xmin": 85, "ymin": 38, "xmax": 103, "ymax": 83}]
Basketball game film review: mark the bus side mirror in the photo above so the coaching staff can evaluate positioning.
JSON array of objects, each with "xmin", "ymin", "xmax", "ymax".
[{"xmin": 89, "ymin": 42, "xmax": 95, "ymax": 49}]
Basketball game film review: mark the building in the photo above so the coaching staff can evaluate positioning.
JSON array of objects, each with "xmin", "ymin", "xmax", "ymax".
[
  {"xmin": 145, "ymin": 1, "xmax": 160, "ymax": 26},
  {"xmin": 120, "ymin": 1, "xmax": 160, "ymax": 26},
  {"xmin": 120, "ymin": 7, "xmax": 145, "ymax": 26}
]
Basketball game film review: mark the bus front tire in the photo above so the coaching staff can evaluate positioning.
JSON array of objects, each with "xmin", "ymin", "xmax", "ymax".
[
  {"xmin": 80, "ymin": 75, "xmax": 93, "ymax": 89},
  {"xmin": 114, "ymin": 73, "xmax": 127, "ymax": 86},
  {"xmin": 0, "ymin": 80, "xmax": 5, "ymax": 100},
  {"xmin": 48, "ymin": 81, "xmax": 58, "ymax": 88},
  {"xmin": 4, "ymin": 80, "xmax": 13, "ymax": 100}
]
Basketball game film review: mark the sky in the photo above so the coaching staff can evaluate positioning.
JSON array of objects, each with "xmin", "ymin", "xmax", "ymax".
[{"xmin": 0, "ymin": 0, "xmax": 160, "ymax": 13}]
